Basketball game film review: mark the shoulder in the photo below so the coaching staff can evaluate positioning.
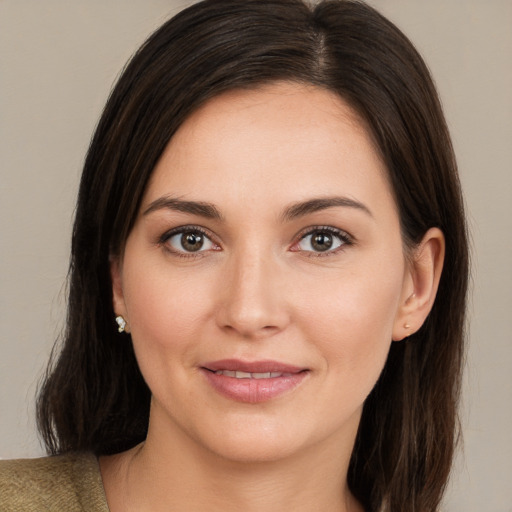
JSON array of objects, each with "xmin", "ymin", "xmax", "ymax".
[{"xmin": 0, "ymin": 452, "xmax": 109, "ymax": 511}]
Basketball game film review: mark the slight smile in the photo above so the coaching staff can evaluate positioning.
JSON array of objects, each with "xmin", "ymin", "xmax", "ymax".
[{"xmin": 201, "ymin": 359, "xmax": 310, "ymax": 403}]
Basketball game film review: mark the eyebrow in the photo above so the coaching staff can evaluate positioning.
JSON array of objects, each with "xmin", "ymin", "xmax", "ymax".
[
  {"xmin": 281, "ymin": 196, "xmax": 373, "ymax": 221},
  {"xmin": 143, "ymin": 195, "xmax": 372, "ymax": 222},
  {"xmin": 143, "ymin": 196, "xmax": 223, "ymax": 220}
]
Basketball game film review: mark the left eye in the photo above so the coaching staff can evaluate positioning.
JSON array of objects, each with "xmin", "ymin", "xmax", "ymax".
[
  {"xmin": 166, "ymin": 230, "xmax": 215, "ymax": 253},
  {"xmin": 297, "ymin": 230, "xmax": 346, "ymax": 253}
]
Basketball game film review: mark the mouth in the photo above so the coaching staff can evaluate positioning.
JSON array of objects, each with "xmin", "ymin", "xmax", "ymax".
[
  {"xmin": 210, "ymin": 370, "xmax": 296, "ymax": 379},
  {"xmin": 202, "ymin": 358, "xmax": 306, "ymax": 374},
  {"xmin": 200, "ymin": 359, "xmax": 309, "ymax": 403}
]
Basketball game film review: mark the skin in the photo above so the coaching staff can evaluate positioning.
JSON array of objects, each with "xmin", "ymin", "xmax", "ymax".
[{"xmin": 103, "ymin": 82, "xmax": 444, "ymax": 512}]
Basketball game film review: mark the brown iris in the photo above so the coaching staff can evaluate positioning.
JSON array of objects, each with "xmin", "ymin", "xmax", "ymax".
[
  {"xmin": 310, "ymin": 232, "xmax": 333, "ymax": 252},
  {"xmin": 181, "ymin": 232, "xmax": 204, "ymax": 252}
]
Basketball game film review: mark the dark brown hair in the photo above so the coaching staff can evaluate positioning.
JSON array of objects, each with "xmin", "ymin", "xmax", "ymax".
[{"xmin": 37, "ymin": 1, "xmax": 469, "ymax": 510}]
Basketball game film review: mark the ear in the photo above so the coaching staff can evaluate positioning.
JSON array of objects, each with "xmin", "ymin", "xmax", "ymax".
[
  {"xmin": 392, "ymin": 227, "xmax": 445, "ymax": 341},
  {"xmin": 110, "ymin": 256, "xmax": 130, "ymax": 332}
]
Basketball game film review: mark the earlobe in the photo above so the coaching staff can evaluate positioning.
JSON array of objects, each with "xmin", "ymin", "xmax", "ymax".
[
  {"xmin": 392, "ymin": 228, "xmax": 445, "ymax": 341},
  {"xmin": 110, "ymin": 256, "xmax": 129, "ymax": 331}
]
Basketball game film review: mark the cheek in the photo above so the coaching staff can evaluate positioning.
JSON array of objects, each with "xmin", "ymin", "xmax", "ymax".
[
  {"xmin": 122, "ymin": 260, "xmax": 216, "ymax": 351},
  {"xmin": 120, "ymin": 261, "xmax": 220, "ymax": 407},
  {"xmin": 296, "ymin": 259, "xmax": 404, "ymax": 388}
]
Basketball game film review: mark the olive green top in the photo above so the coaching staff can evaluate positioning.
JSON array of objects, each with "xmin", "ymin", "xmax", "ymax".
[{"xmin": 0, "ymin": 452, "xmax": 109, "ymax": 511}]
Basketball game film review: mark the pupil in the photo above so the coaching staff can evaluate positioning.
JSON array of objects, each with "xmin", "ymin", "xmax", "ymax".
[
  {"xmin": 181, "ymin": 232, "xmax": 203, "ymax": 252},
  {"xmin": 312, "ymin": 233, "xmax": 332, "ymax": 251}
]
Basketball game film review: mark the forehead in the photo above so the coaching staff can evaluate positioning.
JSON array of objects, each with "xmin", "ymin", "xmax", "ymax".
[{"xmin": 142, "ymin": 82, "xmax": 394, "ymax": 215}]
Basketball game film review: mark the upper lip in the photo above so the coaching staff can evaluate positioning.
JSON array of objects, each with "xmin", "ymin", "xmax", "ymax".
[{"xmin": 202, "ymin": 359, "xmax": 306, "ymax": 374}]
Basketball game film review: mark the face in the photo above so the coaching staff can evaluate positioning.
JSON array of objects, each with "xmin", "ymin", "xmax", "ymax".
[{"xmin": 112, "ymin": 83, "xmax": 413, "ymax": 463}]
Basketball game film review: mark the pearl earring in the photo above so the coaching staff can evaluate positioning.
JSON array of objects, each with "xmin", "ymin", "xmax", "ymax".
[{"xmin": 115, "ymin": 315, "xmax": 127, "ymax": 333}]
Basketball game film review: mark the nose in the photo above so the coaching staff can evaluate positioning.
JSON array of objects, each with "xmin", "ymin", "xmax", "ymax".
[{"xmin": 215, "ymin": 249, "xmax": 290, "ymax": 339}]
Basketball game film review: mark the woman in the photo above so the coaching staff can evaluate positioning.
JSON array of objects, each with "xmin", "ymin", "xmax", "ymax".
[{"xmin": 0, "ymin": 1, "xmax": 468, "ymax": 511}]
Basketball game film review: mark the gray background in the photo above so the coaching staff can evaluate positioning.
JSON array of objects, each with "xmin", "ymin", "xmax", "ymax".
[{"xmin": 1, "ymin": 1, "xmax": 511, "ymax": 510}]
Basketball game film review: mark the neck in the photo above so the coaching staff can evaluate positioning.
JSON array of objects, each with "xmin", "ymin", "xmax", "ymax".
[{"xmin": 101, "ymin": 410, "xmax": 363, "ymax": 512}]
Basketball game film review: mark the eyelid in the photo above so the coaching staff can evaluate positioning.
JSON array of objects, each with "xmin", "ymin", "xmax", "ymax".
[
  {"xmin": 157, "ymin": 224, "xmax": 353, "ymax": 257},
  {"xmin": 290, "ymin": 225, "xmax": 354, "ymax": 255},
  {"xmin": 158, "ymin": 225, "xmax": 221, "ymax": 255}
]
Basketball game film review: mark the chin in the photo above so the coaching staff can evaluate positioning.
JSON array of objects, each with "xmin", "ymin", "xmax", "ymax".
[
  {"xmin": 186, "ymin": 407, "xmax": 359, "ymax": 466},
  {"xmin": 204, "ymin": 429, "xmax": 307, "ymax": 464}
]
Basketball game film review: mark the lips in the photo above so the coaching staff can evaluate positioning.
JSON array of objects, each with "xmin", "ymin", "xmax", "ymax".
[
  {"xmin": 201, "ymin": 359, "xmax": 308, "ymax": 403},
  {"xmin": 213, "ymin": 370, "xmax": 293, "ymax": 379}
]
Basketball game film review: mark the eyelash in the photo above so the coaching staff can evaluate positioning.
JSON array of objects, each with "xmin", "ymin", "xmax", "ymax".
[
  {"xmin": 292, "ymin": 225, "xmax": 353, "ymax": 258},
  {"xmin": 158, "ymin": 225, "xmax": 219, "ymax": 259},
  {"xmin": 158, "ymin": 225, "xmax": 353, "ymax": 258}
]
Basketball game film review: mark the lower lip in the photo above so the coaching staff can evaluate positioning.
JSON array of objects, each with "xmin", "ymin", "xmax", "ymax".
[{"xmin": 201, "ymin": 370, "xmax": 308, "ymax": 403}]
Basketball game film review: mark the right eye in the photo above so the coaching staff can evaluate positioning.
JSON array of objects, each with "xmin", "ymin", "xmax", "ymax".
[{"xmin": 162, "ymin": 228, "xmax": 218, "ymax": 255}]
